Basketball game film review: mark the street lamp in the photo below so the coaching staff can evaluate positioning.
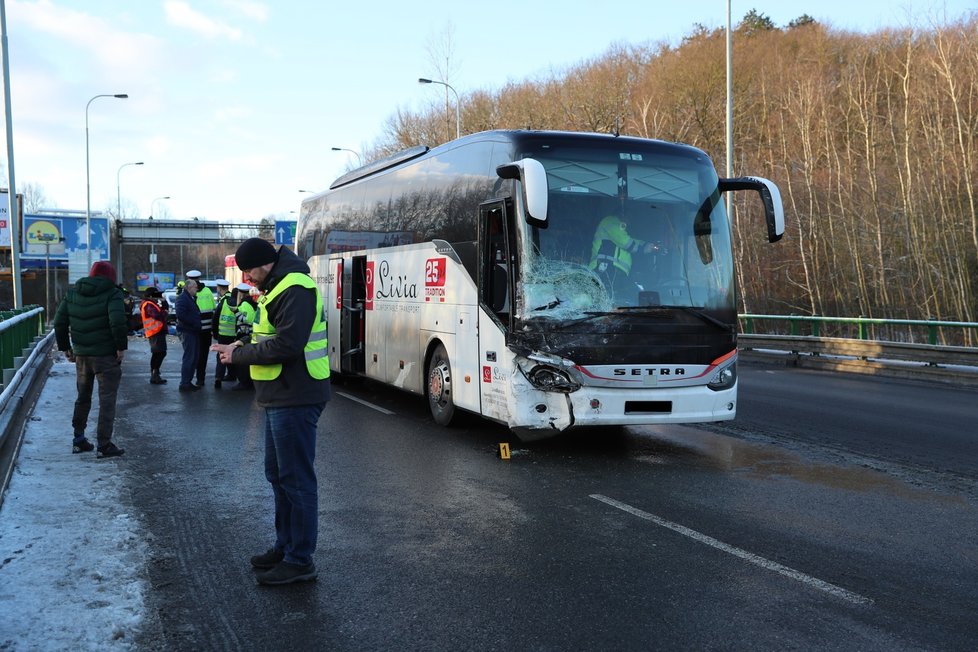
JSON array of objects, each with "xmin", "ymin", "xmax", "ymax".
[
  {"xmin": 330, "ymin": 147, "xmax": 362, "ymax": 167},
  {"xmin": 86, "ymin": 93, "xmax": 128, "ymax": 270},
  {"xmin": 116, "ymin": 161, "xmax": 143, "ymax": 283},
  {"xmin": 418, "ymin": 77, "xmax": 460, "ymax": 140},
  {"xmin": 116, "ymin": 161, "xmax": 144, "ymax": 219},
  {"xmin": 150, "ymin": 195, "xmax": 170, "ymax": 219},
  {"xmin": 150, "ymin": 196, "xmax": 170, "ymax": 286}
]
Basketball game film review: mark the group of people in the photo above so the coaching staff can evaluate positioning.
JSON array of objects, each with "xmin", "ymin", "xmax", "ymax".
[
  {"xmin": 163, "ymin": 271, "xmax": 259, "ymax": 392},
  {"xmin": 53, "ymin": 238, "xmax": 332, "ymax": 586}
]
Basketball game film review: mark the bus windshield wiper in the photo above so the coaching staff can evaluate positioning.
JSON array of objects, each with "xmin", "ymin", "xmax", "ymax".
[{"xmin": 532, "ymin": 297, "xmax": 562, "ymax": 311}]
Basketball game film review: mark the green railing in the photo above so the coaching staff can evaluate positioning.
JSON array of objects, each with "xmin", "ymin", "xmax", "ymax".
[
  {"xmin": 739, "ymin": 314, "xmax": 978, "ymax": 347},
  {"xmin": 0, "ymin": 306, "xmax": 46, "ymax": 372}
]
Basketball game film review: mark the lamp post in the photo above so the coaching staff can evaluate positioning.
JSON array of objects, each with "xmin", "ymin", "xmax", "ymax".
[
  {"xmin": 725, "ymin": 0, "xmax": 733, "ymax": 219},
  {"xmin": 116, "ymin": 161, "xmax": 143, "ymax": 283},
  {"xmin": 330, "ymin": 147, "xmax": 362, "ymax": 167},
  {"xmin": 86, "ymin": 93, "xmax": 128, "ymax": 270},
  {"xmin": 418, "ymin": 77, "xmax": 460, "ymax": 140},
  {"xmin": 150, "ymin": 196, "xmax": 169, "ymax": 285},
  {"xmin": 150, "ymin": 195, "xmax": 170, "ymax": 219},
  {"xmin": 116, "ymin": 161, "xmax": 144, "ymax": 219}
]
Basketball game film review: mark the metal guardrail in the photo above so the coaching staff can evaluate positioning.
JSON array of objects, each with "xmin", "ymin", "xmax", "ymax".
[
  {"xmin": 739, "ymin": 313, "xmax": 978, "ymax": 345},
  {"xmin": 0, "ymin": 306, "xmax": 54, "ymax": 504},
  {"xmin": 0, "ymin": 307, "xmax": 46, "ymax": 376},
  {"xmin": 738, "ymin": 314, "xmax": 978, "ymax": 386}
]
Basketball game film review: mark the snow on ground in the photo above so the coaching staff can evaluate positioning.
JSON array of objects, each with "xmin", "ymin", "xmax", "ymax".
[{"xmin": 0, "ymin": 360, "xmax": 145, "ymax": 651}]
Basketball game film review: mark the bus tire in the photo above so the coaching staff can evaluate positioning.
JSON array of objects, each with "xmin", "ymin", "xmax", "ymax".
[{"xmin": 427, "ymin": 343, "xmax": 455, "ymax": 426}]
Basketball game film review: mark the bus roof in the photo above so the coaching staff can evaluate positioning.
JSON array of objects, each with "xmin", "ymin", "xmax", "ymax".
[{"xmin": 324, "ymin": 130, "xmax": 708, "ymax": 192}]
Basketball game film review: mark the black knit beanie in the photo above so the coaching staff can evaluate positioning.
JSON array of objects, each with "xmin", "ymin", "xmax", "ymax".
[{"xmin": 235, "ymin": 238, "xmax": 278, "ymax": 270}]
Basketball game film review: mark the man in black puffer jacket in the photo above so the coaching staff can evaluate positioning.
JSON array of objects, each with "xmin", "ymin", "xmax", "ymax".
[{"xmin": 53, "ymin": 260, "xmax": 129, "ymax": 458}]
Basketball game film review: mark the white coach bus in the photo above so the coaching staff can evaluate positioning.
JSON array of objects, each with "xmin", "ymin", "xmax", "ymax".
[{"xmin": 297, "ymin": 130, "xmax": 783, "ymax": 439}]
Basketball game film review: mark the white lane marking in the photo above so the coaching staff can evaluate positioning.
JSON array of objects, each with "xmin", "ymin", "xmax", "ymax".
[
  {"xmin": 590, "ymin": 494, "xmax": 873, "ymax": 606},
  {"xmin": 336, "ymin": 391, "xmax": 395, "ymax": 415}
]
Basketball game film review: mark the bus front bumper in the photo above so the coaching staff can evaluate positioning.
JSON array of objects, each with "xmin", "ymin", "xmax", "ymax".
[{"xmin": 508, "ymin": 378, "xmax": 737, "ymax": 438}]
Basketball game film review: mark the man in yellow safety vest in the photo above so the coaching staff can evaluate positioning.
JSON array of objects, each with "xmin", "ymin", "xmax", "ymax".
[
  {"xmin": 212, "ymin": 278, "xmax": 238, "ymax": 387},
  {"xmin": 211, "ymin": 238, "xmax": 331, "ymax": 586}
]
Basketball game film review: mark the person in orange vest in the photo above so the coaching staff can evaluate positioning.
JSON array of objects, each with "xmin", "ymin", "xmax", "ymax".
[{"xmin": 140, "ymin": 286, "xmax": 169, "ymax": 385}]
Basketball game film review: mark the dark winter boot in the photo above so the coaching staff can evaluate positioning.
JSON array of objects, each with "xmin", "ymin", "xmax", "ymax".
[{"xmin": 150, "ymin": 370, "xmax": 167, "ymax": 385}]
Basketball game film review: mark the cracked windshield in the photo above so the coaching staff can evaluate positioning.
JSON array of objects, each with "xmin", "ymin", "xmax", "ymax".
[{"xmin": 519, "ymin": 145, "xmax": 734, "ymax": 320}]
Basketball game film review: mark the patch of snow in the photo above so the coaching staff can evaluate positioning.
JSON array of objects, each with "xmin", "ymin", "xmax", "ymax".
[{"xmin": 0, "ymin": 361, "xmax": 145, "ymax": 650}]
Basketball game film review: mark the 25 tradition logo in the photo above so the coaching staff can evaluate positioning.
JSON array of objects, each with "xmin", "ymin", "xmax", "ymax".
[{"xmin": 425, "ymin": 258, "xmax": 446, "ymax": 302}]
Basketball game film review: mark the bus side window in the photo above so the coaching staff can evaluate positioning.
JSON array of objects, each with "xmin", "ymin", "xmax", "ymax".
[
  {"xmin": 489, "ymin": 232, "xmax": 510, "ymax": 314},
  {"xmin": 491, "ymin": 262, "xmax": 508, "ymax": 313}
]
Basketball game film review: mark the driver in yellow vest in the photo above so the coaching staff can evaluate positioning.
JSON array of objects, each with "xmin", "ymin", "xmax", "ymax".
[
  {"xmin": 211, "ymin": 238, "xmax": 330, "ymax": 586},
  {"xmin": 589, "ymin": 214, "xmax": 657, "ymax": 302}
]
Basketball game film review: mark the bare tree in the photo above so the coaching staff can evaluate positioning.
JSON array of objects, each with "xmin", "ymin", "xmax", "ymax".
[
  {"xmin": 424, "ymin": 21, "xmax": 462, "ymax": 142},
  {"xmin": 366, "ymin": 13, "xmax": 978, "ymax": 337},
  {"xmin": 21, "ymin": 182, "xmax": 53, "ymax": 213}
]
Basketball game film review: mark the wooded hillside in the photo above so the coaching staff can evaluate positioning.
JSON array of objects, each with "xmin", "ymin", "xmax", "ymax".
[{"xmin": 371, "ymin": 13, "xmax": 978, "ymax": 327}]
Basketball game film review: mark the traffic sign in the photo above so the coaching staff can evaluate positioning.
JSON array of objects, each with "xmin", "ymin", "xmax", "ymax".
[{"xmin": 275, "ymin": 220, "xmax": 297, "ymax": 246}]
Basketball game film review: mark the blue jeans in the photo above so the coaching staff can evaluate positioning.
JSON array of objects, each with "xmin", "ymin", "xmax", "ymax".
[
  {"xmin": 264, "ymin": 403, "xmax": 325, "ymax": 566},
  {"xmin": 179, "ymin": 332, "xmax": 199, "ymax": 386}
]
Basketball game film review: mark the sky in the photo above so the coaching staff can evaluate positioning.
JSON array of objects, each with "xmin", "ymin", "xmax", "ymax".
[
  {"xmin": 0, "ymin": 356, "xmax": 145, "ymax": 650},
  {"xmin": 3, "ymin": 0, "xmax": 975, "ymax": 224}
]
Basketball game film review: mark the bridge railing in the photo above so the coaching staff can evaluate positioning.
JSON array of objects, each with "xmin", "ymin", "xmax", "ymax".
[
  {"xmin": 0, "ymin": 307, "xmax": 47, "ymax": 378},
  {"xmin": 0, "ymin": 307, "xmax": 54, "ymax": 457},
  {"xmin": 739, "ymin": 314, "xmax": 978, "ymax": 346},
  {"xmin": 738, "ymin": 314, "xmax": 978, "ymax": 386}
]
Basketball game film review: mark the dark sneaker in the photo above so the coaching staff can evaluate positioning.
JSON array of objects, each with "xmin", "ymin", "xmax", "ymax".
[
  {"xmin": 214, "ymin": 379, "xmax": 222, "ymax": 388},
  {"xmin": 256, "ymin": 561, "xmax": 317, "ymax": 586},
  {"xmin": 97, "ymin": 442, "xmax": 125, "ymax": 459},
  {"xmin": 250, "ymin": 548, "xmax": 285, "ymax": 570},
  {"xmin": 150, "ymin": 376, "xmax": 167, "ymax": 385},
  {"xmin": 72, "ymin": 437, "xmax": 94, "ymax": 454},
  {"xmin": 178, "ymin": 384, "xmax": 201, "ymax": 392}
]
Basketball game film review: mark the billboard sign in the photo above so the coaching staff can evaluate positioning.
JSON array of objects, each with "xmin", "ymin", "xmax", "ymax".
[
  {"xmin": 21, "ymin": 213, "xmax": 110, "ymax": 263},
  {"xmin": 24, "ymin": 217, "xmax": 66, "ymax": 255},
  {"xmin": 0, "ymin": 191, "xmax": 9, "ymax": 248},
  {"xmin": 135, "ymin": 272, "xmax": 176, "ymax": 292}
]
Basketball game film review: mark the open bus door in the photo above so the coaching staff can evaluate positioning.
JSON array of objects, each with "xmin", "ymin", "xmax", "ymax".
[
  {"xmin": 476, "ymin": 199, "xmax": 517, "ymax": 425},
  {"xmin": 340, "ymin": 255, "xmax": 367, "ymax": 374},
  {"xmin": 480, "ymin": 200, "xmax": 514, "ymax": 326}
]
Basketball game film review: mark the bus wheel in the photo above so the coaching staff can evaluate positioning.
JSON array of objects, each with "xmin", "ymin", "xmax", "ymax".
[{"xmin": 427, "ymin": 343, "xmax": 455, "ymax": 426}]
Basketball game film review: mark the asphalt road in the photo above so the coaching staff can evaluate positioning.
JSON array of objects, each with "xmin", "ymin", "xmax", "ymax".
[{"xmin": 112, "ymin": 343, "xmax": 978, "ymax": 651}]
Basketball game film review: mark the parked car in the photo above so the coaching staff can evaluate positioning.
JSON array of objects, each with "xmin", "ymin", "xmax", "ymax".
[
  {"xmin": 123, "ymin": 292, "xmax": 142, "ymax": 333},
  {"xmin": 162, "ymin": 289, "xmax": 179, "ymax": 324}
]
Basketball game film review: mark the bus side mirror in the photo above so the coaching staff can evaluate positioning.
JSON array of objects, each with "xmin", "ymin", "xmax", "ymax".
[
  {"xmin": 719, "ymin": 176, "xmax": 785, "ymax": 243},
  {"xmin": 496, "ymin": 158, "xmax": 548, "ymax": 227}
]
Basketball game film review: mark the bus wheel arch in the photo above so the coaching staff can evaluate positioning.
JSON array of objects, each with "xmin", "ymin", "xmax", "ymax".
[{"xmin": 425, "ymin": 341, "xmax": 455, "ymax": 426}]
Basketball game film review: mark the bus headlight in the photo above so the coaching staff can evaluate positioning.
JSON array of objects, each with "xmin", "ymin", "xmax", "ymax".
[
  {"xmin": 707, "ymin": 362, "xmax": 736, "ymax": 391},
  {"xmin": 526, "ymin": 365, "xmax": 581, "ymax": 393}
]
